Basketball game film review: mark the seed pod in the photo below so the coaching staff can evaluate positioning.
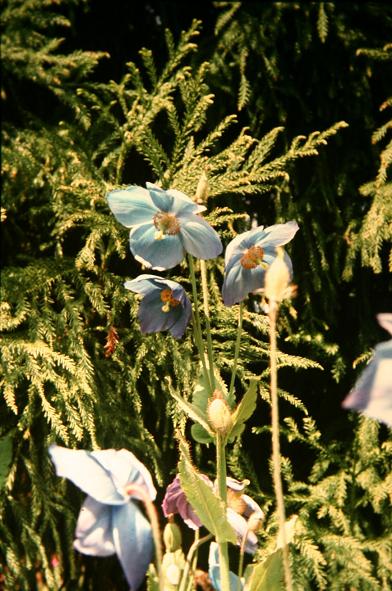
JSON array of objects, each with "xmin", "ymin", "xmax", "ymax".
[
  {"xmin": 264, "ymin": 247, "xmax": 291, "ymax": 303},
  {"xmin": 207, "ymin": 391, "xmax": 233, "ymax": 435},
  {"xmin": 163, "ymin": 521, "xmax": 182, "ymax": 552}
]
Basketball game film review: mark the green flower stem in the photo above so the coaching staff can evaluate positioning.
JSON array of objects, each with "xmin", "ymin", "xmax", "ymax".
[
  {"xmin": 200, "ymin": 259, "xmax": 216, "ymax": 390},
  {"xmin": 188, "ymin": 255, "xmax": 212, "ymax": 392},
  {"xmin": 237, "ymin": 530, "xmax": 249, "ymax": 591},
  {"xmin": 179, "ymin": 531, "xmax": 212, "ymax": 591},
  {"xmin": 125, "ymin": 484, "xmax": 164, "ymax": 591},
  {"xmin": 216, "ymin": 433, "xmax": 231, "ymax": 591},
  {"xmin": 269, "ymin": 303, "xmax": 293, "ymax": 591},
  {"xmin": 229, "ymin": 302, "xmax": 244, "ymax": 400}
]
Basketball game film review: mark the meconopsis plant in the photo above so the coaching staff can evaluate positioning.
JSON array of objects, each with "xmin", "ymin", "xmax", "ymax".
[{"xmin": 49, "ymin": 176, "xmax": 301, "ymax": 591}]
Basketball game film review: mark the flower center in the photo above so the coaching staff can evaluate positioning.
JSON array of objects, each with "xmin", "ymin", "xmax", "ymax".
[
  {"xmin": 160, "ymin": 288, "xmax": 181, "ymax": 312},
  {"xmin": 153, "ymin": 212, "xmax": 180, "ymax": 239},
  {"xmin": 240, "ymin": 245, "xmax": 264, "ymax": 269}
]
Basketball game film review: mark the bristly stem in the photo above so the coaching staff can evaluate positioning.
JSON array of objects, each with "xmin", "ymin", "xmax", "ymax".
[
  {"xmin": 229, "ymin": 302, "xmax": 244, "ymax": 399},
  {"xmin": 188, "ymin": 254, "xmax": 212, "ymax": 392},
  {"xmin": 269, "ymin": 303, "xmax": 293, "ymax": 591},
  {"xmin": 200, "ymin": 259, "xmax": 216, "ymax": 390},
  {"xmin": 216, "ymin": 433, "xmax": 231, "ymax": 591}
]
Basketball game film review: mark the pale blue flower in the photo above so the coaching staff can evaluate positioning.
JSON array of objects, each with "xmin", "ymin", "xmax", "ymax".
[
  {"xmin": 222, "ymin": 221, "xmax": 299, "ymax": 306},
  {"xmin": 125, "ymin": 274, "xmax": 192, "ymax": 339},
  {"xmin": 107, "ymin": 183, "xmax": 222, "ymax": 270},
  {"xmin": 49, "ymin": 445, "xmax": 156, "ymax": 590},
  {"xmin": 343, "ymin": 313, "xmax": 392, "ymax": 426},
  {"xmin": 208, "ymin": 542, "xmax": 243, "ymax": 591}
]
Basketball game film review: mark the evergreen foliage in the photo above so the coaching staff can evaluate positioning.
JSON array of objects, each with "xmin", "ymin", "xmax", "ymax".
[{"xmin": 1, "ymin": 1, "xmax": 391, "ymax": 589}]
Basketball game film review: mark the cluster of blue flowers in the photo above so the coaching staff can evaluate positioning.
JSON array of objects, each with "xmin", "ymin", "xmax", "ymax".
[{"xmin": 107, "ymin": 182, "xmax": 299, "ymax": 337}]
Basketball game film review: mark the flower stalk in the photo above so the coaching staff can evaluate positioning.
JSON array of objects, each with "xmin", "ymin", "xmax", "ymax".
[
  {"xmin": 229, "ymin": 302, "xmax": 244, "ymax": 399},
  {"xmin": 216, "ymin": 433, "xmax": 231, "ymax": 591},
  {"xmin": 269, "ymin": 303, "xmax": 293, "ymax": 591}
]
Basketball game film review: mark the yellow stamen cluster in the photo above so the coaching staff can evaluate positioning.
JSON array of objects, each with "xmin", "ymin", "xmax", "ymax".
[
  {"xmin": 240, "ymin": 245, "xmax": 264, "ymax": 269},
  {"xmin": 153, "ymin": 212, "xmax": 180, "ymax": 239},
  {"xmin": 160, "ymin": 288, "xmax": 181, "ymax": 312}
]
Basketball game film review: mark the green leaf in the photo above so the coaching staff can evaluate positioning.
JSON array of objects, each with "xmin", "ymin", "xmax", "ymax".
[
  {"xmin": 191, "ymin": 423, "xmax": 213, "ymax": 444},
  {"xmin": 193, "ymin": 364, "xmax": 234, "ymax": 415},
  {"xmin": 0, "ymin": 434, "xmax": 13, "ymax": 489},
  {"xmin": 146, "ymin": 563, "xmax": 159, "ymax": 591},
  {"xmin": 229, "ymin": 380, "xmax": 258, "ymax": 440},
  {"xmin": 246, "ymin": 549, "xmax": 284, "ymax": 591},
  {"xmin": 169, "ymin": 390, "xmax": 214, "ymax": 435},
  {"xmin": 178, "ymin": 449, "xmax": 236, "ymax": 544}
]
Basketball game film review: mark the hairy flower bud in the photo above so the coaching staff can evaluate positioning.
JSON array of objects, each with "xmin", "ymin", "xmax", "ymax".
[
  {"xmin": 264, "ymin": 247, "xmax": 291, "ymax": 303},
  {"xmin": 163, "ymin": 520, "xmax": 182, "ymax": 552},
  {"xmin": 195, "ymin": 172, "xmax": 209, "ymax": 204},
  {"xmin": 207, "ymin": 390, "xmax": 233, "ymax": 434}
]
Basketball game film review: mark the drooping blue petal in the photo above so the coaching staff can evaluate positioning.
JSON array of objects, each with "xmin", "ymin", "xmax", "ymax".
[
  {"xmin": 138, "ymin": 292, "xmax": 180, "ymax": 334},
  {"xmin": 180, "ymin": 215, "xmax": 223, "ymax": 260},
  {"xmin": 73, "ymin": 496, "xmax": 115, "ymax": 557},
  {"xmin": 130, "ymin": 224, "xmax": 184, "ymax": 270},
  {"xmin": 222, "ymin": 263, "xmax": 266, "ymax": 307},
  {"xmin": 124, "ymin": 275, "xmax": 163, "ymax": 297},
  {"xmin": 208, "ymin": 542, "xmax": 243, "ymax": 591},
  {"xmin": 112, "ymin": 502, "xmax": 154, "ymax": 591},
  {"xmin": 170, "ymin": 296, "xmax": 192, "ymax": 338},
  {"xmin": 49, "ymin": 445, "xmax": 127, "ymax": 505},
  {"xmin": 342, "ymin": 339, "xmax": 392, "ymax": 427},
  {"xmin": 107, "ymin": 187, "xmax": 158, "ymax": 228},
  {"xmin": 146, "ymin": 184, "xmax": 174, "ymax": 212},
  {"xmin": 227, "ymin": 508, "xmax": 258, "ymax": 554}
]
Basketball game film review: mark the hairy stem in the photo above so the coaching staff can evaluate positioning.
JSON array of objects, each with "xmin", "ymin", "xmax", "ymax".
[
  {"xmin": 179, "ymin": 532, "xmax": 212, "ymax": 591},
  {"xmin": 200, "ymin": 259, "xmax": 216, "ymax": 390},
  {"xmin": 269, "ymin": 303, "xmax": 293, "ymax": 591},
  {"xmin": 216, "ymin": 433, "xmax": 231, "ymax": 591}
]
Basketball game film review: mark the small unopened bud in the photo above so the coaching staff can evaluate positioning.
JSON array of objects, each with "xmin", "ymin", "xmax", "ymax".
[
  {"xmin": 264, "ymin": 247, "xmax": 291, "ymax": 303},
  {"xmin": 163, "ymin": 521, "xmax": 182, "ymax": 552},
  {"xmin": 208, "ymin": 390, "xmax": 233, "ymax": 434},
  {"xmin": 195, "ymin": 172, "xmax": 209, "ymax": 204}
]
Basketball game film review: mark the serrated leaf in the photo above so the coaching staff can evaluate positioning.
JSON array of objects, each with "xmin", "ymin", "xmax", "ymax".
[
  {"xmin": 229, "ymin": 380, "xmax": 258, "ymax": 440},
  {"xmin": 170, "ymin": 390, "xmax": 214, "ymax": 435},
  {"xmin": 0, "ymin": 434, "xmax": 13, "ymax": 489},
  {"xmin": 193, "ymin": 364, "xmax": 234, "ymax": 418},
  {"xmin": 178, "ymin": 456, "xmax": 236, "ymax": 544},
  {"xmin": 191, "ymin": 423, "xmax": 213, "ymax": 444},
  {"xmin": 246, "ymin": 550, "xmax": 284, "ymax": 591}
]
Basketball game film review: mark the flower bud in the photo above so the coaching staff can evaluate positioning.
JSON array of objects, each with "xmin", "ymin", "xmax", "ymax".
[
  {"xmin": 264, "ymin": 247, "xmax": 291, "ymax": 303},
  {"xmin": 163, "ymin": 521, "xmax": 182, "ymax": 552},
  {"xmin": 207, "ymin": 390, "xmax": 233, "ymax": 434},
  {"xmin": 195, "ymin": 172, "xmax": 209, "ymax": 204}
]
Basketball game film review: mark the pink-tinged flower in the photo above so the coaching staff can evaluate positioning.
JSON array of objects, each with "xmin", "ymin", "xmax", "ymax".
[
  {"xmin": 342, "ymin": 313, "xmax": 392, "ymax": 426},
  {"xmin": 162, "ymin": 475, "xmax": 264, "ymax": 554},
  {"xmin": 107, "ymin": 183, "xmax": 222, "ymax": 270},
  {"xmin": 222, "ymin": 221, "xmax": 299, "ymax": 306},
  {"xmin": 49, "ymin": 445, "xmax": 156, "ymax": 591},
  {"xmin": 125, "ymin": 274, "xmax": 191, "ymax": 339}
]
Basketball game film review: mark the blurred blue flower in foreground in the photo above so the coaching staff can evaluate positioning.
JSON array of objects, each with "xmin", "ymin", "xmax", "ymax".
[
  {"xmin": 125, "ymin": 274, "xmax": 192, "ymax": 339},
  {"xmin": 342, "ymin": 313, "xmax": 392, "ymax": 427},
  {"xmin": 107, "ymin": 182, "xmax": 222, "ymax": 270},
  {"xmin": 208, "ymin": 542, "xmax": 243, "ymax": 591},
  {"xmin": 162, "ymin": 475, "xmax": 264, "ymax": 554},
  {"xmin": 222, "ymin": 221, "xmax": 299, "ymax": 306},
  {"xmin": 49, "ymin": 445, "xmax": 156, "ymax": 590}
]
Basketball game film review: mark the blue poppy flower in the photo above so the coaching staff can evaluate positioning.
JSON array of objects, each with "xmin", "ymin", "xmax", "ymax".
[
  {"xmin": 342, "ymin": 313, "xmax": 392, "ymax": 426},
  {"xmin": 222, "ymin": 221, "xmax": 299, "ymax": 306},
  {"xmin": 125, "ymin": 274, "xmax": 192, "ymax": 339},
  {"xmin": 107, "ymin": 183, "xmax": 222, "ymax": 270},
  {"xmin": 49, "ymin": 445, "xmax": 157, "ymax": 591},
  {"xmin": 208, "ymin": 542, "xmax": 243, "ymax": 591}
]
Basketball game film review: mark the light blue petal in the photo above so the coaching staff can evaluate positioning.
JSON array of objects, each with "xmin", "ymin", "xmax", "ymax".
[
  {"xmin": 73, "ymin": 496, "xmax": 115, "ymax": 556},
  {"xmin": 49, "ymin": 445, "xmax": 126, "ymax": 505},
  {"xmin": 227, "ymin": 509, "xmax": 258, "ymax": 554},
  {"xmin": 138, "ymin": 293, "xmax": 178, "ymax": 334},
  {"xmin": 208, "ymin": 542, "xmax": 243, "ymax": 591},
  {"xmin": 125, "ymin": 275, "xmax": 162, "ymax": 297},
  {"xmin": 170, "ymin": 297, "xmax": 192, "ymax": 339},
  {"xmin": 107, "ymin": 187, "xmax": 157, "ymax": 228},
  {"xmin": 222, "ymin": 263, "xmax": 266, "ymax": 307},
  {"xmin": 180, "ymin": 215, "xmax": 223, "ymax": 260},
  {"xmin": 147, "ymin": 184, "xmax": 174, "ymax": 212},
  {"xmin": 113, "ymin": 502, "xmax": 153, "ymax": 591},
  {"xmin": 146, "ymin": 183, "xmax": 205, "ymax": 216},
  {"xmin": 90, "ymin": 449, "xmax": 156, "ymax": 502},
  {"xmin": 130, "ymin": 224, "xmax": 184, "ymax": 270},
  {"xmin": 256, "ymin": 220, "xmax": 299, "ymax": 248},
  {"xmin": 224, "ymin": 228, "xmax": 257, "ymax": 265}
]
